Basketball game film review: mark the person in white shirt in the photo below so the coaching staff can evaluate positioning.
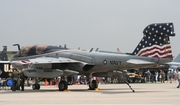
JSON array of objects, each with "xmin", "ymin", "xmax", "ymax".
[
  {"xmin": 0, "ymin": 77, "xmax": 3, "ymax": 85},
  {"xmin": 177, "ymin": 68, "xmax": 180, "ymax": 88}
]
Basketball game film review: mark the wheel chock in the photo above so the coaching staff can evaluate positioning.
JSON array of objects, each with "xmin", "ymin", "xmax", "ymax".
[{"xmin": 95, "ymin": 88, "xmax": 100, "ymax": 91}]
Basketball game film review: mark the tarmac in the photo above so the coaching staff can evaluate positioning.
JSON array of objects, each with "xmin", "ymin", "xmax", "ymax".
[{"xmin": 0, "ymin": 82, "xmax": 180, "ymax": 105}]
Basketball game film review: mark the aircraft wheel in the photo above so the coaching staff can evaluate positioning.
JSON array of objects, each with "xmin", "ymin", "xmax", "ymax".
[
  {"xmin": 89, "ymin": 80, "xmax": 98, "ymax": 90},
  {"xmin": 58, "ymin": 81, "xmax": 68, "ymax": 91},
  {"xmin": 32, "ymin": 84, "xmax": 36, "ymax": 90},
  {"xmin": 36, "ymin": 84, "xmax": 40, "ymax": 90},
  {"xmin": 32, "ymin": 84, "xmax": 40, "ymax": 90}
]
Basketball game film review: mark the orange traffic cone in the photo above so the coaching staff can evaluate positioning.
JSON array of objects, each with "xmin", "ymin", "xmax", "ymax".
[
  {"xmin": 50, "ymin": 81, "xmax": 52, "ymax": 86},
  {"xmin": 44, "ymin": 79, "xmax": 48, "ymax": 86}
]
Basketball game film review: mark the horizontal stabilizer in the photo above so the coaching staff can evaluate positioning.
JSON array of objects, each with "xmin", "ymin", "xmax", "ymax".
[
  {"xmin": 127, "ymin": 59, "xmax": 155, "ymax": 64},
  {"xmin": 166, "ymin": 62, "xmax": 180, "ymax": 65}
]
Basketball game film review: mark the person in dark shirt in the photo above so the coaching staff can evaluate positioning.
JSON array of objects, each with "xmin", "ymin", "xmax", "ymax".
[
  {"xmin": 20, "ymin": 70, "xmax": 25, "ymax": 91},
  {"xmin": 11, "ymin": 68, "xmax": 20, "ymax": 91}
]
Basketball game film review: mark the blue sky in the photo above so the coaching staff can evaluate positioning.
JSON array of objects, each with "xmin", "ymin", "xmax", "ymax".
[{"xmin": 0, "ymin": 0, "xmax": 180, "ymax": 58}]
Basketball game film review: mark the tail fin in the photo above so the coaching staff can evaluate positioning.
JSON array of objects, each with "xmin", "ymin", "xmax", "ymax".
[
  {"xmin": 132, "ymin": 23, "xmax": 175, "ymax": 58},
  {"xmin": 0, "ymin": 46, "xmax": 8, "ymax": 61},
  {"xmin": 2, "ymin": 46, "xmax": 7, "ymax": 53}
]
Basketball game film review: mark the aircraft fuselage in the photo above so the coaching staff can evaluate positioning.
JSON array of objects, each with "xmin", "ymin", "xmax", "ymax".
[{"xmin": 11, "ymin": 49, "xmax": 171, "ymax": 78}]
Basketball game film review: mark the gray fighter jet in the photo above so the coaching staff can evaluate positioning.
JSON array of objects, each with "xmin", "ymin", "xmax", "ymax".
[{"xmin": 10, "ymin": 23, "xmax": 175, "ymax": 91}]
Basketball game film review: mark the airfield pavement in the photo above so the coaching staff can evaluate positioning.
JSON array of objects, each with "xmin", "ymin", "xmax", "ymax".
[{"xmin": 0, "ymin": 82, "xmax": 180, "ymax": 105}]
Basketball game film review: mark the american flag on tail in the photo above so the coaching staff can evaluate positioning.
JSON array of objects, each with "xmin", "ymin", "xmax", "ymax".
[{"xmin": 132, "ymin": 23, "xmax": 175, "ymax": 58}]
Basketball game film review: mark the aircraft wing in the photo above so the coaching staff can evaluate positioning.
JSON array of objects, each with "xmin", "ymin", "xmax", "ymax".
[
  {"xmin": 10, "ymin": 57, "xmax": 89, "ymax": 78},
  {"xmin": 127, "ymin": 59, "xmax": 155, "ymax": 64},
  {"xmin": 28, "ymin": 57, "xmax": 88, "ymax": 64},
  {"xmin": 12, "ymin": 57, "xmax": 88, "ymax": 65}
]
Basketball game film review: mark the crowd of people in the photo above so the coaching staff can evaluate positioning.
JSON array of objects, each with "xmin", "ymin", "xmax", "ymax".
[
  {"xmin": 136, "ymin": 68, "xmax": 180, "ymax": 88},
  {"xmin": 75, "ymin": 68, "xmax": 180, "ymax": 89}
]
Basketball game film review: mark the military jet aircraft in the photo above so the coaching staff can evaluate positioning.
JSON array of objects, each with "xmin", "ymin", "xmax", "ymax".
[{"xmin": 9, "ymin": 23, "xmax": 175, "ymax": 91}]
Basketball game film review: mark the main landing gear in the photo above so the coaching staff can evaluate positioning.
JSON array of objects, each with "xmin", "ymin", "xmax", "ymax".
[
  {"xmin": 121, "ymin": 70, "xmax": 135, "ymax": 92},
  {"xmin": 32, "ymin": 84, "xmax": 40, "ymax": 90},
  {"xmin": 58, "ymin": 75, "xmax": 77, "ymax": 91},
  {"xmin": 58, "ymin": 76, "xmax": 68, "ymax": 91},
  {"xmin": 89, "ymin": 80, "xmax": 98, "ymax": 90},
  {"xmin": 58, "ymin": 80, "xmax": 68, "ymax": 91},
  {"xmin": 32, "ymin": 78, "xmax": 40, "ymax": 90},
  {"xmin": 86, "ymin": 73, "xmax": 99, "ymax": 90}
]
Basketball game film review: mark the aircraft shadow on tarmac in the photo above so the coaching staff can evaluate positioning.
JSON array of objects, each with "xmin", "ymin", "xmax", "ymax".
[{"xmin": 0, "ymin": 87, "xmax": 166, "ymax": 95}]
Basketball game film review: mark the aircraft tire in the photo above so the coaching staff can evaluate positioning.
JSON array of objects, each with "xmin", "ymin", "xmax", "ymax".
[
  {"xmin": 58, "ymin": 81, "xmax": 68, "ymax": 91},
  {"xmin": 36, "ymin": 84, "xmax": 40, "ymax": 90},
  {"xmin": 32, "ymin": 84, "xmax": 40, "ymax": 90},
  {"xmin": 32, "ymin": 84, "xmax": 36, "ymax": 90},
  {"xmin": 89, "ymin": 80, "xmax": 98, "ymax": 90}
]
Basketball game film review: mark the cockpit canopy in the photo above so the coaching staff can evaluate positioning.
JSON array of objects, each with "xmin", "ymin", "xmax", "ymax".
[{"xmin": 15, "ymin": 45, "xmax": 67, "ymax": 57}]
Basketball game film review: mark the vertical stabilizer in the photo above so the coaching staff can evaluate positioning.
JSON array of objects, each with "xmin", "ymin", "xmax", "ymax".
[
  {"xmin": 132, "ymin": 23, "xmax": 175, "ymax": 58},
  {"xmin": 0, "ymin": 46, "xmax": 8, "ymax": 61},
  {"xmin": 2, "ymin": 46, "xmax": 7, "ymax": 53}
]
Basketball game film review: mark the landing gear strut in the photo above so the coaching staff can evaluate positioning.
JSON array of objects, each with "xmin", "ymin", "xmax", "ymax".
[
  {"xmin": 121, "ymin": 70, "xmax": 135, "ymax": 92},
  {"xmin": 89, "ymin": 80, "xmax": 98, "ymax": 90},
  {"xmin": 87, "ymin": 73, "xmax": 98, "ymax": 90},
  {"xmin": 58, "ymin": 76, "xmax": 68, "ymax": 91}
]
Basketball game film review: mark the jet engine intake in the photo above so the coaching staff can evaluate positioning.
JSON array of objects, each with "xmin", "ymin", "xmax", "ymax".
[{"xmin": 83, "ymin": 64, "xmax": 94, "ymax": 71}]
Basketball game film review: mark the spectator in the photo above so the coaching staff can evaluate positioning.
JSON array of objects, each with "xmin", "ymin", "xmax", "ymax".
[
  {"xmin": 177, "ymin": 68, "xmax": 180, "ymax": 88},
  {"xmin": 159, "ymin": 70, "xmax": 165, "ymax": 83},
  {"xmin": 167, "ymin": 70, "xmax": 173, "ymax": 83},
  {"xmin": 146, "ymin": 70, "xmax": 151, "ymax": 82},
  {"xmin": 155, "ymin": 71, "xmax": 158, "ymax": 83},
  {"xmin": 19, "ymin": 70, "xmax": 25, "ymax": 91},
  {"xmin": 162, "ymin": 70, "xmax": 165, "ymax": 83},
  {"xmin": 0, "ymin": 77, "xmax": 3, "ymax": 86},
  {"xmin": 27, "ymin": 77, "xmax": 31, "ymax": 86},
  {"xmin": 174, "ymin": 70, "xmax": 178, "ymax": 82}
]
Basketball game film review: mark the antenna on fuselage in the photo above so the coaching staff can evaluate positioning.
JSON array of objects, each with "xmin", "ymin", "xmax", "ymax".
[
  {"xmin": 95, "ymin": 48, "xmax": 99, "ymax": 52},
  {"xmin": 2, "ymin": 46, "xmax": 7, "ymax": 53},
  {"xmin": 13, "ymin": 44, "xmax": 21, "ymax": 51},
  {"xmin": 89, "ymin": 48, "xmax": 93, "ymax": 52},
  {"xmin": 64, "ymin": 44, "xmax": 66, "ymax": 49}
]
